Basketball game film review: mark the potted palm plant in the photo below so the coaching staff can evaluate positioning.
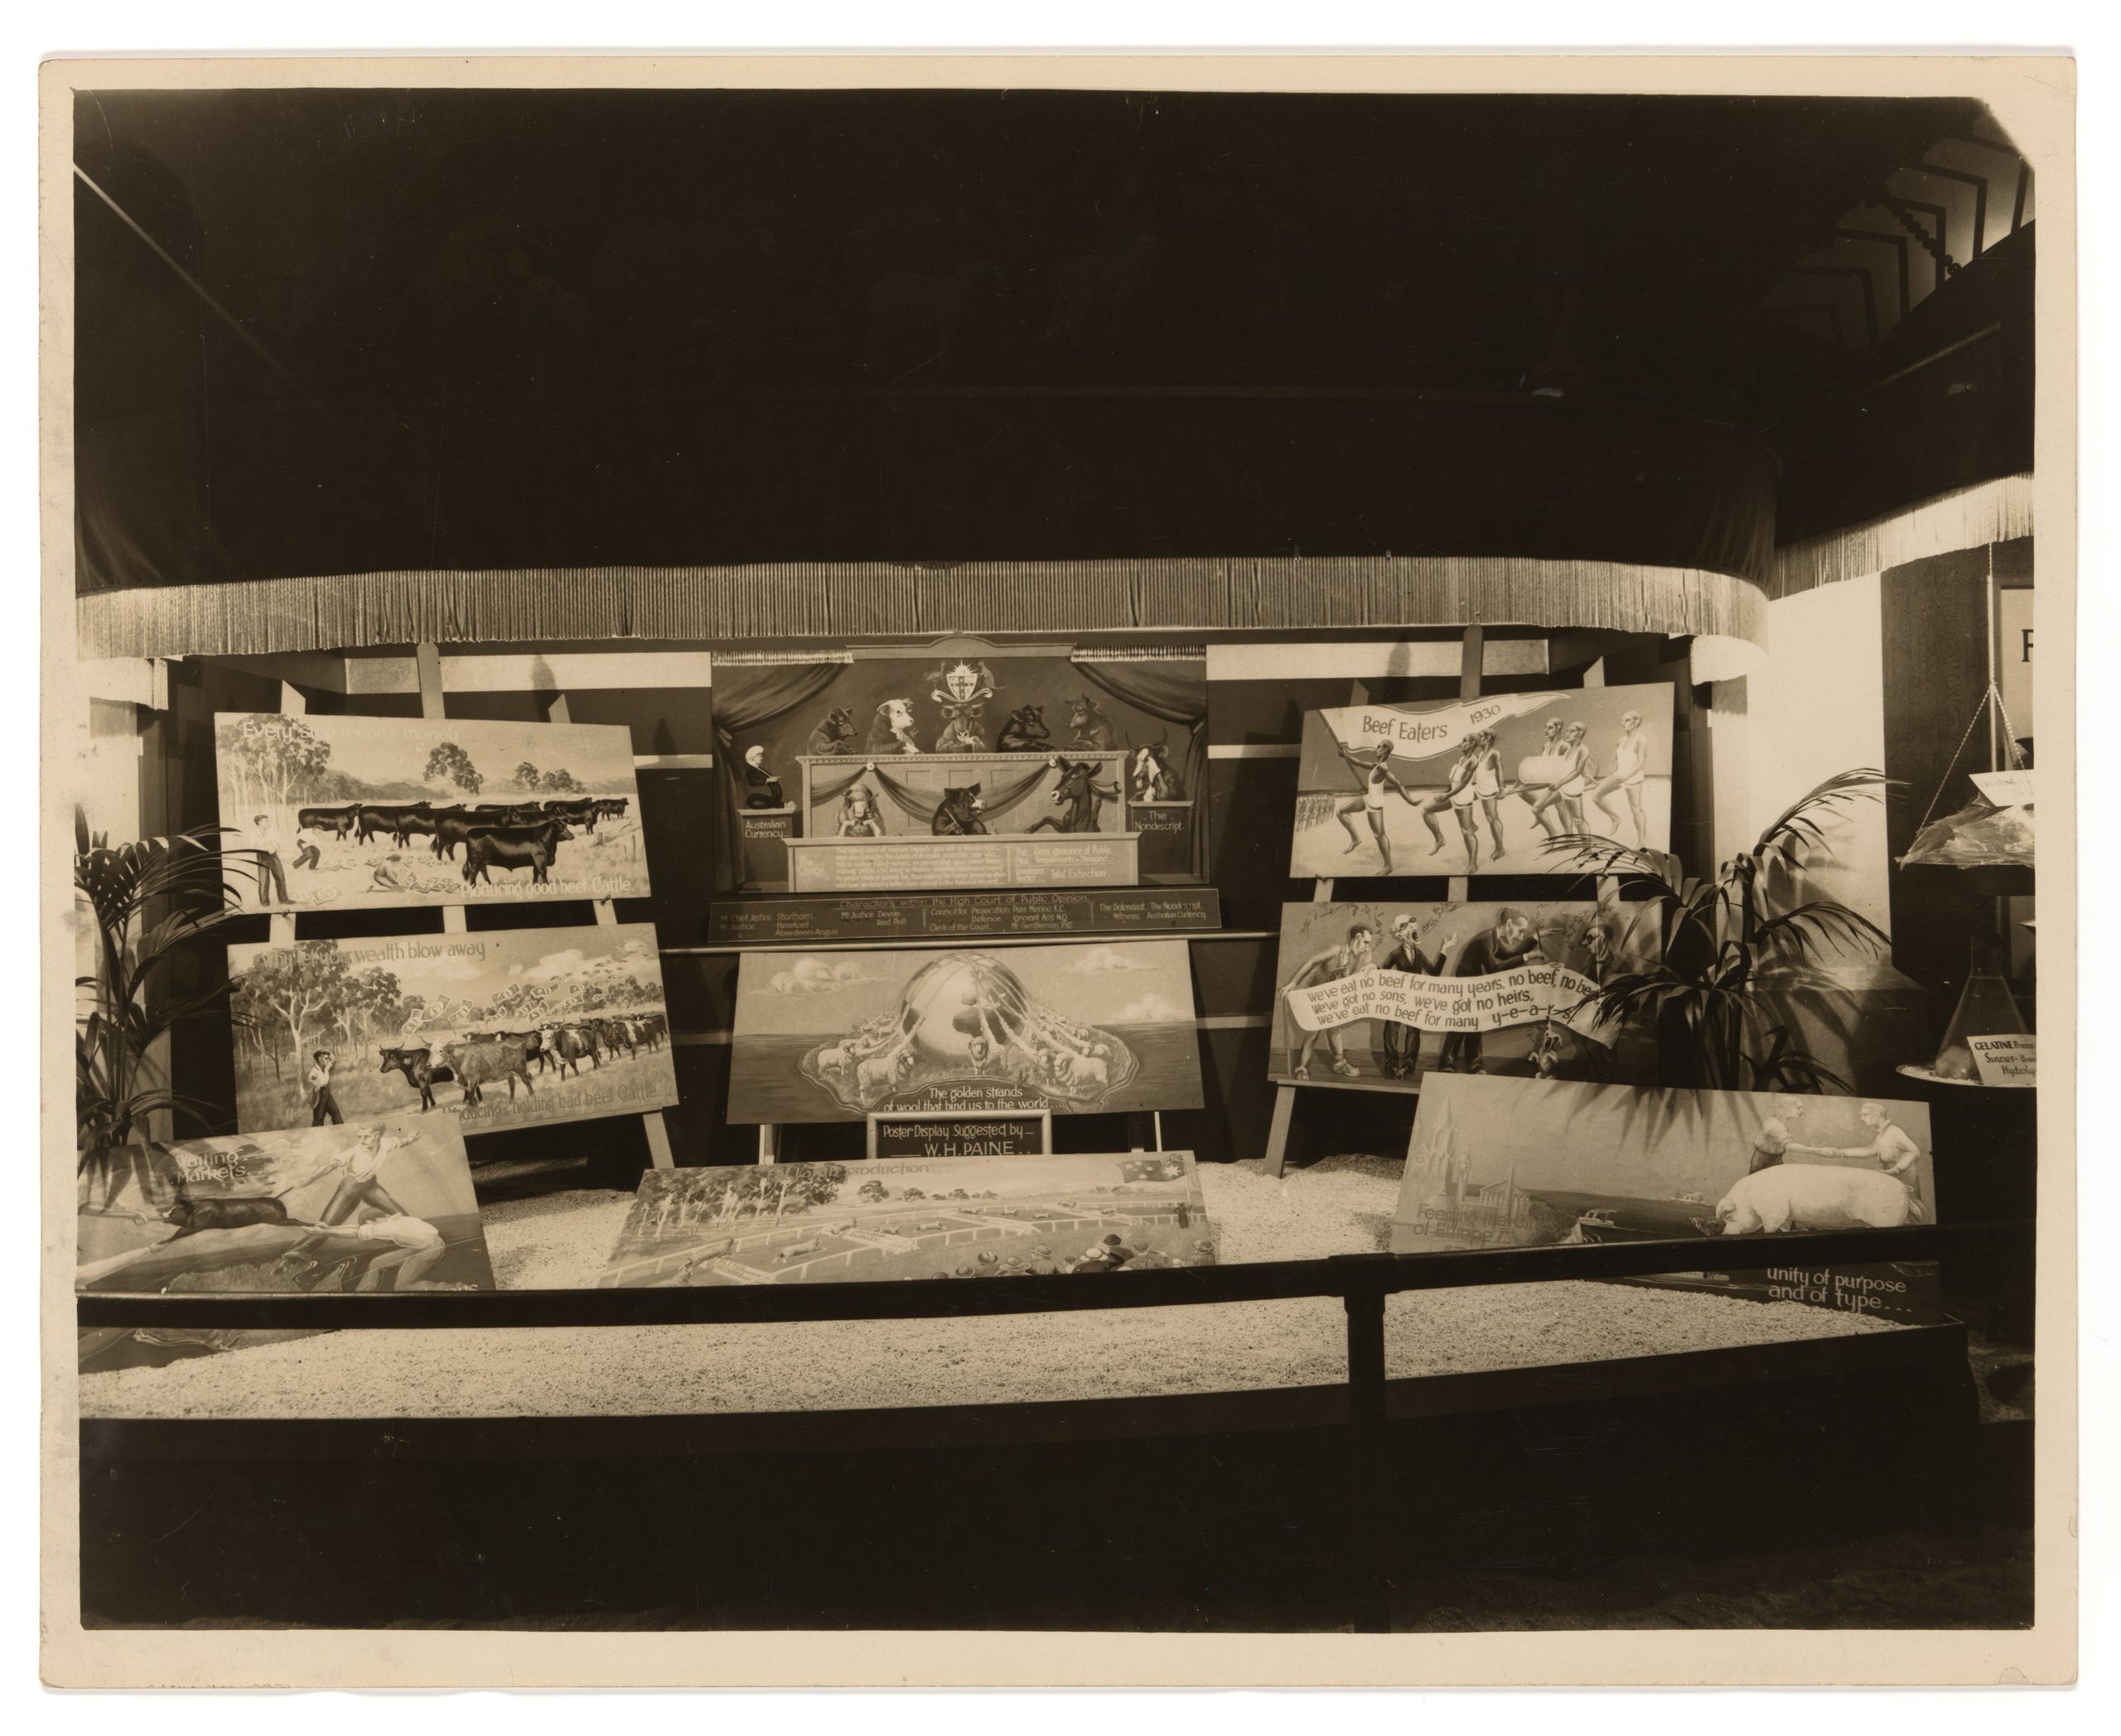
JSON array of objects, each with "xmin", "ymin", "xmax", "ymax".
[
  {"xmin": 75, "ymin": 810, "xmax": 250, "ymax": 1163},
  {"xmin": 1544, "ymin": 770, "xmax": 1897, "ymax": 1092}
]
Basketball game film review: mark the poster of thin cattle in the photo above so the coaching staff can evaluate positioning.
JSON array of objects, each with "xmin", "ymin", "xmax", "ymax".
[
  {"xmin": 76, "ymin": 1117, "xmax": 495, "ymax": 1374},
  {"xmin": 725, "ymin": 940, "xmax": 1202, "ymax": 1124},
  {"xmin": 225, "ymin": 925, "xmax": 678, "ymax": 1135},
  {"xmin": 1269, "ymin": 900, "xmax": 1660, "ymax": 1088},
  {"xmin": 1287, "ymin": 683, "xmax": 1674, "ymax": 879},
  {"xmin": 1391, "ymin": 1076, "xmax": 1942, "ymax": 1324},
  {"xmin": 215, "ymin": 712, "xmax": 650, "ymax": 912},
  {"xmin": 599, "ymin": 1150, "xmax": 1216, "ymax": 1288}
]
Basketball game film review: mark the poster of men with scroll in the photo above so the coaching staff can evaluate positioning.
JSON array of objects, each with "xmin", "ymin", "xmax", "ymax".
[
  {"xmin": 225, "ymin": 925, "xmax": 677, "ymax": 1135},
  {"xmin": 1287, "ymin": 684, "xmax": 1673, "ymax": 878},
  {"xmin": 215, "ymin": 712, "xmax": 650, "ymax": 912},
  {"xmin": 727, "ymin": 941, "xmax": 1202, "ymax": 1124},
  {"xmin": 713, "ymin": 646, "xmax": 1206, "ymax": 890},
  {"xmin": 1268, "ymin": 900, "xmax": 1661, "ymax": 1088}
]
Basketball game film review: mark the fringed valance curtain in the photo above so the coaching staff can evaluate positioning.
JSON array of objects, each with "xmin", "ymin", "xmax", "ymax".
[
  {"xmin": 1768, "ymin": 475, "xmax": 2033, "ymax": 600},
  {"xmin": 76, "ymin": 555, "xmax": 1771, "ymax": 661}
]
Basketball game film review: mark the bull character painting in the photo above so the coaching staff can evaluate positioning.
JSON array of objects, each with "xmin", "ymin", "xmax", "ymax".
[
  {"xmin": 1389, "ymin": 1076, "xmax": 1943, "ymax": 1326},
  {"xmin": 213, "ymin": 712, "xmax": 650, "ymax": 913},
  {"xmin": 226, "ymin": 925, "xmax": 679, "ymax": 1135}
]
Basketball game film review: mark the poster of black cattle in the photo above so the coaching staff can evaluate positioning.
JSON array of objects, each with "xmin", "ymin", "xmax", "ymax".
[
  {"xmin": 215, "ymin": 712, "xmax": 650, "ymax": 912},
  {"xmin": 713, "ymin": 646, "xmax": 1205, "ymax": 888},
  {"xmin": 225, "ymin": 925, "xmax": 678, "ymax": 1135},
  {"xmin": 77, "ymin": 1117, "xmax": 494, "ymax": 1373},
  {"xmin": 599, "ymin": 1150, "xmax": 1216, "ymax": 1288}
]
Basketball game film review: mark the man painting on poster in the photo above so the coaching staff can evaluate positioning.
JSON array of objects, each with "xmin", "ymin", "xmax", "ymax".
[
  {"xmin": 249, "ymin": 810, "xmax": 292, "ymax": 907},
  {"xmin": 307, "ymin": 1050, "xmax": 343, "ymax": 1127},
  {"xmin": 1437, "ymin": 907, "xmax": 1539, "ymax": 1075},
  {"xmin": 1331, "ymin": 741, "xmax": 1420, "ymax": 873},
  {"xmin": 310, "ymin": 1123, "xmax": 448, "ymax": 1289},
  {"xmin": 1379, "ymin": 912, "xmax": 1454, "ymax": 1081},
  {"xmin": 1283, "ymin": 923, "xmax": 1378, "ymax": 1081},
  {"xmin": 1793, "ymin": 1101, "xmax": 1926, "ymax": 1192}
]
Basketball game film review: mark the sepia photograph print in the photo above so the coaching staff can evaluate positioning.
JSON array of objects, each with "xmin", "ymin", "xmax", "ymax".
[
  {"xmin": 1288, "ymin": 684, "xmax": 1674, "ymax": 879},
  {"xmin": 599, "ymin": 1150, "xmax": 1215, "ymax": 1288},
  {"xmin": 1268, "ymin": 898, "xmax": 1661, "ymax": 1088},
  {"xmin": 40, "ymin": 53, "xmax": 2071, "ymax": 1689},
  {"xmin": 225, "ymin": 925, "xmax": 677, "ymax": 1134},
  {"xmin": 216, "ymin": 711, "xmax": 650, "ymax": 911},
  {"xmin": 726, "ymin": 940, "xmax": 1202, "ymax": 1123}
]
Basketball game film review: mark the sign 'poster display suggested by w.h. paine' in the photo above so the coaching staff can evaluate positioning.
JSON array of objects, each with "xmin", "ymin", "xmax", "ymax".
[
  {"xmin": 1270, "ymin": 899, "xmax": 1660, "ymax": 1088},
  {"xmin": 225, "ymin": 925, "xmax": 677, "ymax": 1135},
  {"xmin": 726, "ymin": 941, "xmax": 1202, "ymax": 1124},
  {"xmin": 215, "ymin": 712, "xmax": 650, "ymax": 912},
  {"xmin": 598, "ymin": 1150, "xmax": 1216, "ymax": 1288},
  {"xmin": 1288, "ymin": 683, "xmax": 1674, "ymax": 878}
]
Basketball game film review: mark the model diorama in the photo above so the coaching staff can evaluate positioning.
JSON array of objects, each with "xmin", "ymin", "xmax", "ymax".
[{"xmin": 599, "ymin": 1151, "xmax": 1216, "ymax": 1288}]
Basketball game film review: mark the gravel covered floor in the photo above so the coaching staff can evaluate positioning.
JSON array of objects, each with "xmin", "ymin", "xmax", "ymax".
[{"xmin": 79, "ymin": 1154, "xmax": 1906, "ymax": 1421}]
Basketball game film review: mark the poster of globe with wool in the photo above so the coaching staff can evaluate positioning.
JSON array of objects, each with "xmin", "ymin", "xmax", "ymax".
[
  {"xmin": 726, "ymin": 941, "xmax": 1203, "ymax": 1124},
  {"xmin": 225, "ymin": 924, "xmax": 677, "ymax": 1135}
]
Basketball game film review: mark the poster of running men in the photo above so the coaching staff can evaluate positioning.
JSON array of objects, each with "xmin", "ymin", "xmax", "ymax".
[{"xmin": 1287, "ymin": 684, "xmax": 1674, "ymax": 879}]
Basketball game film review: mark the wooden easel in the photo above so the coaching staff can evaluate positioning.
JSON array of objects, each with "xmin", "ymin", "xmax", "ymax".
[
  {"xmin": 1263, "ymin": 628, "xmax": 1484, "ymax": 1177},
  {"xmin": 272, "ymin": 644, "xmax": 675, "ymax": 1170}
]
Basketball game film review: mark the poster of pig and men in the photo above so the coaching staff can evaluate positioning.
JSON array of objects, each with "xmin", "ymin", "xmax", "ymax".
[
  {"xmin": 225, "ymin": 925, "xmax": 678, "ymax": 1136},
  {"xmin": 215, "ymin": 712, "xmax": 650, "ymax": 912},
  {"xmin": 1288, "ymin": 683, "xmax": 1674, "ymax": 879},
  {"xmin": 1391, "ymin": 1076, "xmax": 1940, "ymax": 1322}
]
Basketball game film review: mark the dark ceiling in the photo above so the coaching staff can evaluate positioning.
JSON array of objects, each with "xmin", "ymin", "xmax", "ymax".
[{"xmin": 72, "ymin": 87, "xmax": 2029, "ymax": 585}]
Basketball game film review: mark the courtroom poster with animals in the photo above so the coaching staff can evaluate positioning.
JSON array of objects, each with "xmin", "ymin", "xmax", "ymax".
[
  {"xmin": 713, "ymin": 647, "xmax": 1205, "ymax": 888},
  {"xmin": 1288, "ymin": 683, "xmax": 1674, "ymax": 878},
  {"xmin": 1269, "ymin": 899, "xmax": 1661, "ymax": 1089},
  {"xmin": 225, "ymin": 926, "xmax": 677, "ymax": 1134},
  {"xmin": 1391, "ymin": 1076, "xmax": 1941, "ymax": 1323},
  {"xmin": 725, "ymin": 940, "xmax": 1203, "ymax": 1124},
  {"xmin": 76, "ymin": 1118, "xmax": 495, "ymax": 1375},
  {"xmin": 599, "ymin": 1151, "xmax": 1217, "ymax": 1288},
  {"xmin": 215, "ymin": 712, "xmax": 650, "ymax": 912}
]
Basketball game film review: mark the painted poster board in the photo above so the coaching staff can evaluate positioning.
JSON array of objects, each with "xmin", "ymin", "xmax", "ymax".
[
  {"xmin": 597, "ymin": 1150, "xmax": 1216, "ymax": 1288},
  {"xmin": 1391, "ymin": 1076, "xmax": 1942, "ymax": 1323},
  {"xmin": 1268, "ymin": 900, "xmax": 1660, "ymax": 1088},
  {"xmin": 715, "ymin": 649, "xmax": 1205, "ymax": 890},
  {"xmin": 215, "ymin": 712, "xmax": 650, "ymax": 912},
  {"xmin": 225, "ymin": 925, "xmax": 678, "ymax": 1135},
  {"xmin": 1288, "ymin": 682, "xmax": 1674, "ymax": 878},
  {"xmin": 77, "ymin": 1118, "xmax": 494, "ymax": 1371},
  {"xmin": 726, "ymin": 940, "xmax": 1202, "ymax": 1124}
]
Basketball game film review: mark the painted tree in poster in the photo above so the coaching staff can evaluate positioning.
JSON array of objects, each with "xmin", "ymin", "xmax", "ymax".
[
  {"xmin": 230, "ymin": 941, "xmax": 355, "ymax": 1066},
  {"xmin": 216, "ymin": 714, "xmax": 332, "ymax": 818},
  {"xmin": 424, "ymin": 742, "xmax": 484, "ymax": 796}
]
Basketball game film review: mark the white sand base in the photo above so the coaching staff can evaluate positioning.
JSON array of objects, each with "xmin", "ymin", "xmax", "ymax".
[{"xmin": 79, "ymin": 1157, "xmax": 1906, "ymax": 1422}]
